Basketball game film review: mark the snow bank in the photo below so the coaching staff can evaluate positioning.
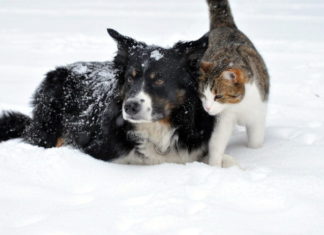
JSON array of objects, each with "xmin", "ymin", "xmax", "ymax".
[{"xmin": 1, "ymin": 140, "xmax": 323, "ymax": 235}]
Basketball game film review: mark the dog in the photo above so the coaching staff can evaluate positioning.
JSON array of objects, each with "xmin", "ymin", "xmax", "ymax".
[{"xmin": 0, "ymin": 29, "xmax": 219, "ymax": 165}]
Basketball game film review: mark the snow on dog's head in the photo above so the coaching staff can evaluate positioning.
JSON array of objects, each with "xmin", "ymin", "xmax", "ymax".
[
  {"xmin": 107, "ymin": 28, "xmax": 209, "ymax": 123},
  {"xmin": 150, "ymin": 50, "xmax": 164, "ymax": 61}
]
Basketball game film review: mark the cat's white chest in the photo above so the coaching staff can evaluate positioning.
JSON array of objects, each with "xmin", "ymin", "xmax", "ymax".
[
  {"xmin": 208, "ymin": 83, "xmax": 267, "ymax": 166},
  {"xmin": 227, "ymin": 83, "xmax": 266, "ymax": 126}
]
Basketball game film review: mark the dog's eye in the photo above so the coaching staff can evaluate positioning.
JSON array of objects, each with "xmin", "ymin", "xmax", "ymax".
[
  {"xmin": 214, "ymin": 95, "xmax": 223, "ymax": 100},
  {"xmin": 127, "ymin": 76, "xmax": 134, "ymax": 83},
  {"xmin": 155, "ymin": 79, "xmax": 164, "ymax": 86}
]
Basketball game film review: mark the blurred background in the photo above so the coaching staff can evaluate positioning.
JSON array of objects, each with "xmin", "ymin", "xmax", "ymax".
[{"xmin": 0, "ymin": 0, "xmax": 323, "ymax": 110}]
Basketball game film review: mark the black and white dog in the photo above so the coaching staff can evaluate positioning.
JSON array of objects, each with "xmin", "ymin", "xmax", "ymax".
[{"xmin": 0, "ymin": 29, "xmax": 223, "ymax": 165}]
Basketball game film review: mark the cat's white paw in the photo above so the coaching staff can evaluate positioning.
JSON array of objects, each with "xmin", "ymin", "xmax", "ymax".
[
  {"xmin": 209, "ymin": 154, "xmax": 239, "ymax": 168},
  {"xmin": 247, "ymin": 141, "xmax": 263, "ymax": 149},
  {"xmin": 222, "ymin": 154, "xmax": 239, "ymax": 168},
  {"xmin": 208, "ymin": 154, "xmax": 223, "ymax": 167}
]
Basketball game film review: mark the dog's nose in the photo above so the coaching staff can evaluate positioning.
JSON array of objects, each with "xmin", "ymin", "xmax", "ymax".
[{"xmin": 124, "ymin": 100, "xmax": 141, "ymax": 116}]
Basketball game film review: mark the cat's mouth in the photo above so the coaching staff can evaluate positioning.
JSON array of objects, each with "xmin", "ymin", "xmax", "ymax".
[
  {"xmin": 203, "ymin": 105, "xmax": 218, "ymax": 116},
  {"xmin": 202, "ymin": 102, "xmax": 225, "ymax": 116},
  {"xmin": 203, "ymin": 105, "xmax": 212, "ymax": 113},
  {"xmin": 207, "ymin": 110, "xmax": 219, "ymax": 116}
]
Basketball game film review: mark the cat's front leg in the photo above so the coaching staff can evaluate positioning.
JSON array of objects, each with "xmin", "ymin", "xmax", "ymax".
[{"xmin": 208, "ymin": 113, "xmax": 235, "ymax": 167}]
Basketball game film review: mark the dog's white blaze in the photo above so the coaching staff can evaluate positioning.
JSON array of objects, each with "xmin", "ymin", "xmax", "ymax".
[{"xmin": 122, "ymin": 90, "xmax": 153, "ymax": 123}]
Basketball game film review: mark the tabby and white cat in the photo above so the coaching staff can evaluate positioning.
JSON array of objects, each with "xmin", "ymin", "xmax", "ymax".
[{"xmin": 199, "ymin": 0, "xmax": 270, "ymax": 167}]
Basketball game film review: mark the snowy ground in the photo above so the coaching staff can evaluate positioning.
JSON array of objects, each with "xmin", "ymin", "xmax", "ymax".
[{"xmin": 1, "ymin": 0, "xmax": 324, "ymax": 234}]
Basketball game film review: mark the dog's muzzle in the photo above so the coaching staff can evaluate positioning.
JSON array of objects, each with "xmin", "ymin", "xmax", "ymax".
[
  {"xmin": 122, "ymin": 92, "xmax": 153, "ymax": 123},
  {"xmin": 124, "ymin": 100, "xmax": 141, "ymax": 116}
]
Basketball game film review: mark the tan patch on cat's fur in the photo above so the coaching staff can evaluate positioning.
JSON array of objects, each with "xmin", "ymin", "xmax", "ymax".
[{"xmin": 212, "ymin": 68, "xmax": 247, "ymax": 104}]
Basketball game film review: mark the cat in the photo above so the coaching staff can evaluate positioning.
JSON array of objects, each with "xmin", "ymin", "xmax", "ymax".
[{"xmin": 198, "ymin": 0, "xmax": 270, "ymax": 167}]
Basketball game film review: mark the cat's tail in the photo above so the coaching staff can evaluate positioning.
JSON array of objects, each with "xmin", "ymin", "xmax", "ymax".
[
  {"xmin": 207, "ymin": 0, "xmax": 237, "ymax": 29},
  {"xmin": 0, "ymin": 111, "xmax": 31, "ymax": 142}
]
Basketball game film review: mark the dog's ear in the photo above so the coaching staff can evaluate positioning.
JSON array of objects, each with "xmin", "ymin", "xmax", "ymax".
[
  {"xmin": 173, "ymin": 33, "xmax": 209, "ymax": 69},
  {"xmin": 107, "ymin": 28, "xmax": 138, "ymax": 54},
  {"xmin": 107, "ymin": 28, "xmax": 146, "ymax": 64}
]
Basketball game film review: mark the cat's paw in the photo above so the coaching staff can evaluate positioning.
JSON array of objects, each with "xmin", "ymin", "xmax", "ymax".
[
  {"xmin": 222, "ymin": 154, "xmax": 239, "ymax": 168},
  {"xmin": 209, "ymin": 154, "xmax": 240, "ymax": 168},
  {"xmin": 208, "ymin": 155, "xmax": 223, "ymax": 167},
  {"xmin": 247, "ymin": 141, "xmax": 263, "ymax": 149}
]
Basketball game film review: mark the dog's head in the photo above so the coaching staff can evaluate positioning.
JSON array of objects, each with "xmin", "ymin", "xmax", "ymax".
[{"xmin": 107, "ymin": 29, "xmax": 208, "ymax": 123}]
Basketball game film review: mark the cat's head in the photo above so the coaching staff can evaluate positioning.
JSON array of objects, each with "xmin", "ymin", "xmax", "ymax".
[{"xmin": 198, "ymin": 61, "xmax": 247, "ymax": 115}]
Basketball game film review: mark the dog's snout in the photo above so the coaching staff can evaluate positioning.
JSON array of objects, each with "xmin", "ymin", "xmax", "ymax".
[
  {"xmin": 124, "ymin": 100, "xmax": 141, "ymax": 116},
  {"xmin": 122, "ymin": 92, "xmax": 152, "ymax": 122}
]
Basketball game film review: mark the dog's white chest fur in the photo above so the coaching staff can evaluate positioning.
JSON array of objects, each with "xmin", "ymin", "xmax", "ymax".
[
  {"xmin": 112, "ymin": 122, "xmax": 206, "ymax": 165},
  {"xmin": 135, "ymin": 122, "xmax": 175, "ymax": 154}
]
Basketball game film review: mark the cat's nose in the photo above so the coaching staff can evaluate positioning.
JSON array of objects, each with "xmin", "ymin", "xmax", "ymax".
[{"xmin": 205, "ymin": 106, "xmax": 211, "ymax": 111}]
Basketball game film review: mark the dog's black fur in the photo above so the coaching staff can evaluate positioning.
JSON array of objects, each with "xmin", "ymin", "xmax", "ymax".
[{"xmin": 0, "ymin": 29, "xmax": 215, "ymax": 163}]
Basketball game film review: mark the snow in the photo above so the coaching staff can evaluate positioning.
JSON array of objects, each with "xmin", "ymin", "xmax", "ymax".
[
  {"xmin": 71, "ymin": 64, "xmax": 88, "ymax": 74},
  {"xmin": 150, "ymin": 50, "xmax": 164, "ymax": 61},
  {"xmin": 0, "ymin": 0, "xmax": 324, "ymax": 234}
]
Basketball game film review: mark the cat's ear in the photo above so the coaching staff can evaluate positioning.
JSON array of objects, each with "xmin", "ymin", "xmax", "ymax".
[
  {"xmin": 200, "ymin": 61, "xmax": 213, "ymax": 73},
  {"xmin": 222, "ymin": 70, "xmax": 237, "ymax": 80},
  {"xmin": 107, "ymin": 28, "xmax": 146, "ymax": 64},
  {"xmin": 222, "ymin": 69, "xmax": 246, "ymax": 84}
]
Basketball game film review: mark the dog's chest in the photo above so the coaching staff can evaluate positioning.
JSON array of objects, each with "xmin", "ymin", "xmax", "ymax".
[
  {"xmin": 112, "ymin": 122, "xmax": 206, "ymax": 165},
  {"xmin": 135, "ymin": 122, "xmax": 175, "ymax": 153}
]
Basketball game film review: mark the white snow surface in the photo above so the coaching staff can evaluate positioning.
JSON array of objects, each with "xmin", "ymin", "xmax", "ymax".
[{"xmin": 1, "ymin": 0, "xmax": 324, "ymax": 234}]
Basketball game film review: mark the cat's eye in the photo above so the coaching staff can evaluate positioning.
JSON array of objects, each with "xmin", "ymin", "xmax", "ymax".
[
  {"xmin": 155, "ymin": 79, "xmax": 165, "ymax": 86},
  {"xmin": 214, "ymin": 95, "xmax": 223, "ymax": 100}
]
